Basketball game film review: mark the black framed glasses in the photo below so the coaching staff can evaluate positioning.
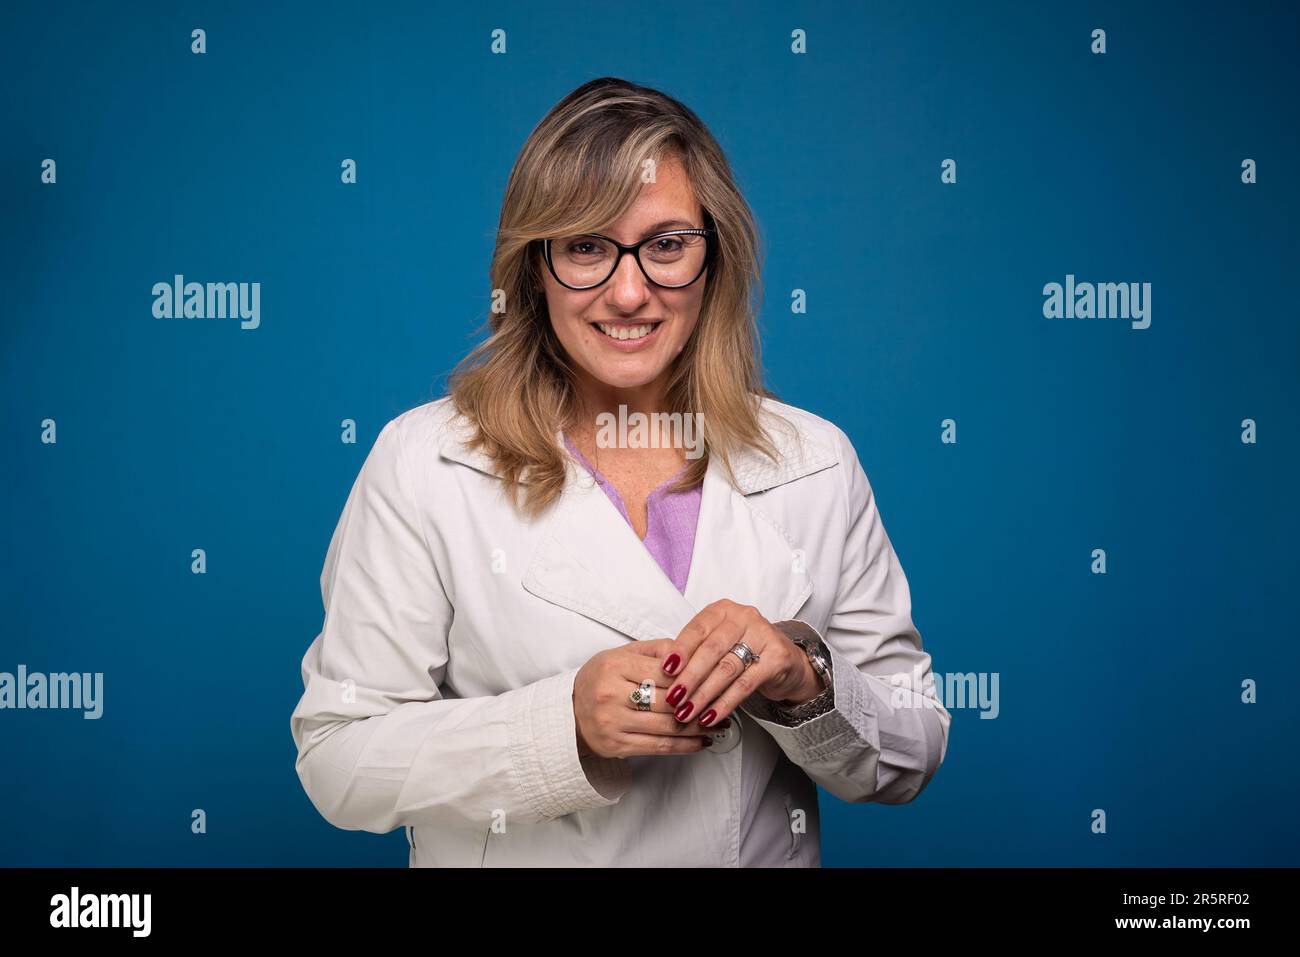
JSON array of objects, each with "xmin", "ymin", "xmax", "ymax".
[{"xmin": 541, "ymin": 226, "xmax": 717, "ymax": 290}]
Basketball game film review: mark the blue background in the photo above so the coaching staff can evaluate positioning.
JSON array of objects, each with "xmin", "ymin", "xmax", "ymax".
[{"xmin": 2, "ymin": 0, "xmax": 1296, "ymax": 866}]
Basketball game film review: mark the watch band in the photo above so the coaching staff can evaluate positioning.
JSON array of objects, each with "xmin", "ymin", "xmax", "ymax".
[{"xmin": 771, "ymin": 621, "xmax": 835, "ymax": 724}]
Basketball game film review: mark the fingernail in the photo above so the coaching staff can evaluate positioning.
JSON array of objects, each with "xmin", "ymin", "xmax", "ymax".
[
  {"xmin": 698, "ymin": 709, "xmax": 717, "ymax": 727},
  {"xmin": 663, "ymin": 653, "xmax": 681, "ymax": 675},
  {"xmin": 667, "ymin": 684, "xmax": 686, "ymax": 707},
  {"xmin": 675, "ymin": 701, "xmax": 694, "ymax": 722},
  {"xmin": 700, "ymin": 736, "xmax": 713, "ymax": 747}
]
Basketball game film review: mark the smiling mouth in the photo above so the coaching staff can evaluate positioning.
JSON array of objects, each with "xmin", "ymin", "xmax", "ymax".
[{"xmin": 591, "ymin": 321, "xmax": 663, "ymax": 342}]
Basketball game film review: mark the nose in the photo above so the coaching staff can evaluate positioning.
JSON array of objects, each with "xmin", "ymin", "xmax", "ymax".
[{"xmin": 604, "ymin": 250, "xmax": 652, "ymax": 310}]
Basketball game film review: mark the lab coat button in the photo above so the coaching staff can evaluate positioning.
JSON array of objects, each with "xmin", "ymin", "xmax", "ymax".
[{"xmin": 704, "ymin": 716, "xmax": 741, "ymax": 753}]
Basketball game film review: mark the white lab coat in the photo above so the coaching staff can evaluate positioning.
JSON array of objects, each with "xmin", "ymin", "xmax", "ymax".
[{"xmin": 289, "ymin": 395, "xmax": 950, "ymax": 866}]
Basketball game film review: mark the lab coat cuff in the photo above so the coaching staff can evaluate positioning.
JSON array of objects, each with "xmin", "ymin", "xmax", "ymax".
[
  {"xmin": 508, "ymin": 668, "xmax": 632, "ymax": 820},
  {"xmin": 739, "ymin": 621, "xmax": 881, "ymax": 762}
]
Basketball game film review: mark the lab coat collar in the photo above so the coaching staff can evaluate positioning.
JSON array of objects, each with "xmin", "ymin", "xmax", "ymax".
[
  {"xmin": 436, "ymin": 402, "xmax": 838, "ymax": 495},
  {"xmin": 437, "ymin": 403, "xmax": 839, "ymax": 643}
]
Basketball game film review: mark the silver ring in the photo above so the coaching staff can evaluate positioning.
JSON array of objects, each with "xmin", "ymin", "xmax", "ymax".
[
  {"xmin": 730, "ymin": 642, "xmax": 760, "ymax": 667},
  {"xmin": 629, "ymin": 680, "xmax": 655, "ymax": 711}
]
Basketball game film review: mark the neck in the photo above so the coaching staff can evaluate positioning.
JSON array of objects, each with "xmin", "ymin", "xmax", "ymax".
[{"xmin": 569, "ymin": 371, "xmax": 673, "ymax": 433}]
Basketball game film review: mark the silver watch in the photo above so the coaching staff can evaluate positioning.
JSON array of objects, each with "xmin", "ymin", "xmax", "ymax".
[{"xmin": 772, "ymin": 621, "xmax": 834, "ymax": 723}]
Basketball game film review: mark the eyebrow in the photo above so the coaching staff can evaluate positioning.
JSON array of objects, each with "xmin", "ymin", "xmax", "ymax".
[
  {"xmin": 639, "ymin": 219, "xmax": 702, "ymax": 236},
  {"xmin": 579, "ymin": 218, "xmax": 702, "ymax": 243},
  {"xmin": 642, "ymin": 219, "xmax": 697, "ymax": 234},
  {"xmin": 600, "ymin": 219, "xmax": 698, "ymax": 242}
]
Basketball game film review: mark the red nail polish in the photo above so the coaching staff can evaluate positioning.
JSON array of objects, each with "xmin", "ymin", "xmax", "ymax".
[
  {"xmin": 675, "ymin": 701, "xmax": 694, "ymax": 722},
  {"xmin": 667, "ymin": 684, "xmax": 686, "ymax": 707},
  {"xmin": 698, "ymin": 709, "xmax": 717, "ymax": 727},
  {"xmin": 663, "ymin": 653, "xmax": 681, "ymax": 675}
]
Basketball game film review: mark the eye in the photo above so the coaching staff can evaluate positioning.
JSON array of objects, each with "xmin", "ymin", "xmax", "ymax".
[{"xmin": 563, "ymin": 237, "xmax": 610, "ymax": 260}]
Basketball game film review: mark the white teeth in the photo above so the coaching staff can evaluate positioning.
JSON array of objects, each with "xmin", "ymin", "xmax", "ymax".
[{"xmin": 597, "ymin": 323, "xmax": 655, "ymax": 341}]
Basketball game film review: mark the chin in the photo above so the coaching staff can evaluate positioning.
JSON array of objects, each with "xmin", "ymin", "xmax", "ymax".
[{"xmin": 585, "ymin": 362, "xmax": 668, "ymax": 391}]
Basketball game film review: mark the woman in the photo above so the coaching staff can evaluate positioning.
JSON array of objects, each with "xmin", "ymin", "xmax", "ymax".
[{"xmin": 290, "ymin": 76, "xmax": 950, "ymax": 867}]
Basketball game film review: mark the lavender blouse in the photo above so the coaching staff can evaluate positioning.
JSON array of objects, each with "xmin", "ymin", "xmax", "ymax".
[{"xmin": 561, "ymin": 434, "xmax": 702, "ymax": 593}]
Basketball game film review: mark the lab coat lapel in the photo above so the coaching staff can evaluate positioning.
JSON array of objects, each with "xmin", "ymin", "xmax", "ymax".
[
  {"xmin": 520, "ymin": 424, "xmax": 839, "ymax": 644},
  {"xmin": 521, "ymin": 458, "xmax": 695, "ymax": 642},
  {"xmin": 438, "ymin": 411, "xmax": 839, "ymax": 645},
  {"xmin": 680, "ymin": 453, "xmax": 814, "ymax": 628}
]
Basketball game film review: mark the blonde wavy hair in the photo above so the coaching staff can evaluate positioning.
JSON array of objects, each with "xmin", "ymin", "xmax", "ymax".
[{"xmin": 447, "ymin": 76, "xmax": 781, "ymax": 516}]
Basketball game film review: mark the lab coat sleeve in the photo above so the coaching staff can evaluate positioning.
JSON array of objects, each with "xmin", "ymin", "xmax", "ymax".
[
  {"xmin": 290, "ymin": 419, "xmax": 631, "ymax": 835},
  {"xmin": 739, "ymin": 426, "xmax": 951, "ymax": 805}
]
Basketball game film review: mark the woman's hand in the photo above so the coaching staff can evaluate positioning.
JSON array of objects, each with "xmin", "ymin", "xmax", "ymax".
[
  {"xmin": 658, "ymin": 600, "xmax": 822, "ymax": 728},
  {"xmin": 573, "ymin": 640, "xmax": 725, "ymax": 759}
]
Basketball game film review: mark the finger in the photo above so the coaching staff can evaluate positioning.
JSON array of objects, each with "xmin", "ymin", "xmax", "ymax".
[
  {"xmin": 666, "ymin": 602, "xmax": 733, "ymax": 674},
  {"xmin": 688, "ymin": 619, "xmax": 776, "ymax": 726},
  {"xmin": 621, "ymin": 706, "xmax": 723, "ymax": 737},
  {"xmin": 611, "ymin": 676, "xmax": 728, "ymax": 728},
  {"xmin": 618, "ymin": 675, "xmax": 674, "ymax": 715},
  {"xmin": 624, "ymin": 637, "xmax": 679, "ymax": 660},
  {"xmin": 696, "ymin": 658, "xmax": 775, "ymax": 729},
  {"xmin": 619, "ymin": 655, "xmax": 676, "ymax": 696},
  {"xmin": 624, "ymin": 638, "xmax": 704, "ymax": 688},
  {"xmin": 615, "ymin": 731, "xmax": 712, "ymax": 756},
  {"xmin": 665, "ymin": 617, "xmax": 744, "ymax": 723}
]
